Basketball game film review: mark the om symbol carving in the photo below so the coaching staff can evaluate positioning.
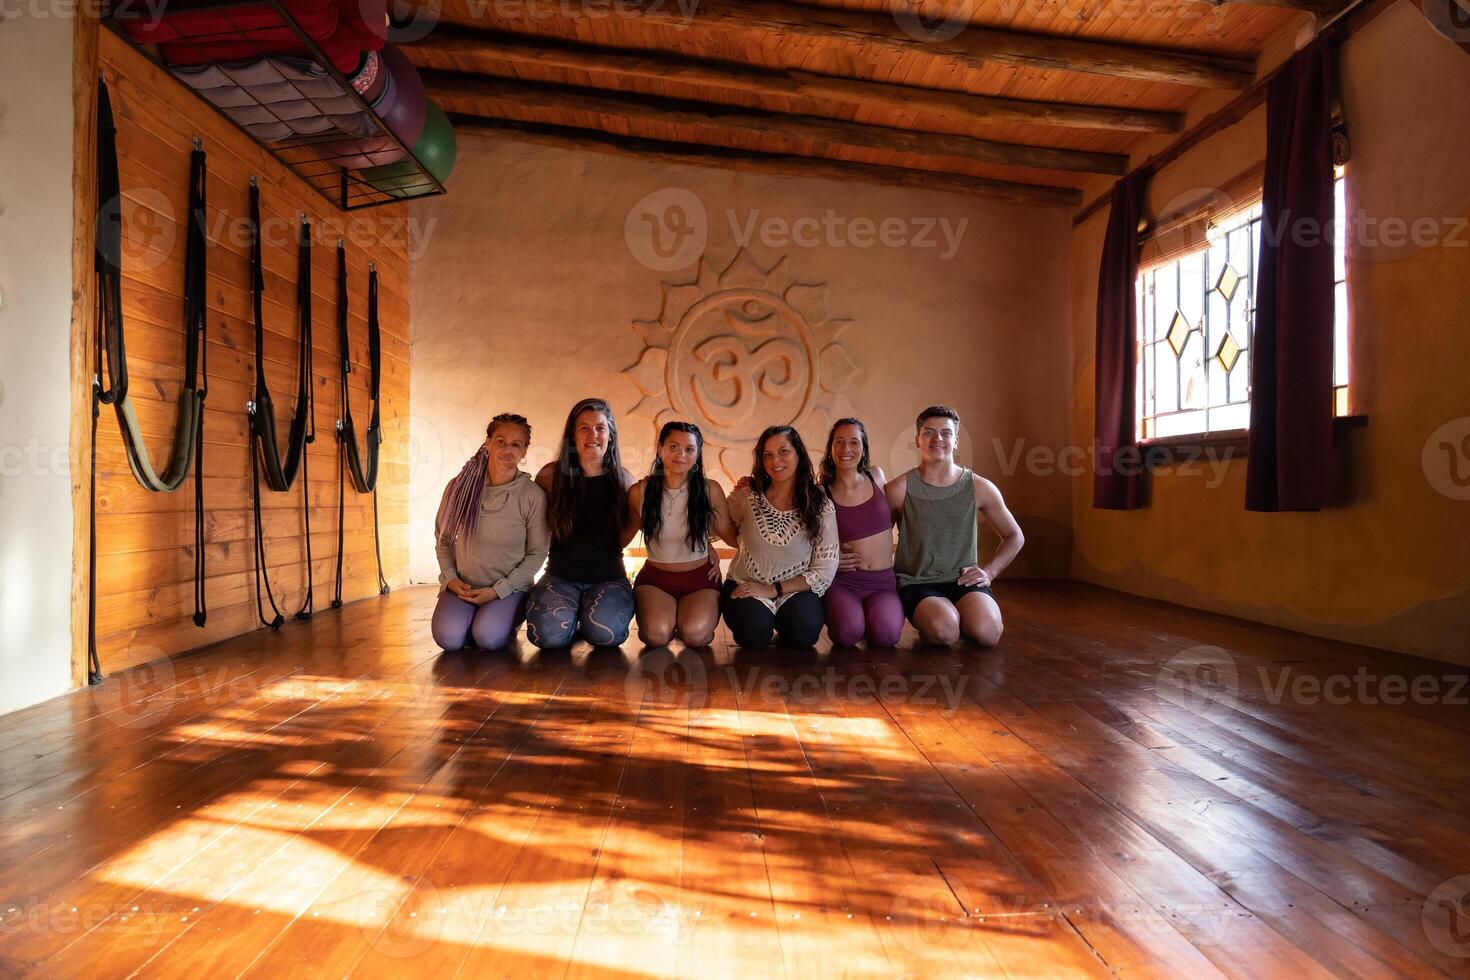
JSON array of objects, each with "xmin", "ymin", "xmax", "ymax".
[
  {"xmin": 625, "ymin": 249, "xmax": 858, "ymax": 478},
  {"xmin": 677, "ymin": 295, "xmax": 813, "ymax": 442}
]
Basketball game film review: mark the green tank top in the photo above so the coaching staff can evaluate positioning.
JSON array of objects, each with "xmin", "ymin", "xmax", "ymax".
[{"xmin": 895, "ymin": 468, "xmax": 976, "ymax": 588}]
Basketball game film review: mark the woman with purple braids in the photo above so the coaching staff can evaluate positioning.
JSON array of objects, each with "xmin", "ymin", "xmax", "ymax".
[{"xmin": 430, "ymin": 413, "xmax": 550, "ymax": 651}]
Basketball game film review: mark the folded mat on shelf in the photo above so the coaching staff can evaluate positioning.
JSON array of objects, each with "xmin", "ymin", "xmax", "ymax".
[
  {"xmin": 173, "ymin": 56, "xmax": 376, "ymax": 142},
  {"xmin": 120, "ymin": 0, "xmax": 386, "ymax": 74}
]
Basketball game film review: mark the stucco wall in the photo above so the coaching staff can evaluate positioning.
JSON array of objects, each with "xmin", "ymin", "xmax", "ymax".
[
  {"xmin": 407, "ymin": 134, "xmax": 1075, "ymax": 585},
  {"xmin": 1067, "ymin": 3, "xmax": 1470, "ymax": 664},
  {"xmin": 0, "ymin": 12, "xmax": 77, "ymax": 713}
]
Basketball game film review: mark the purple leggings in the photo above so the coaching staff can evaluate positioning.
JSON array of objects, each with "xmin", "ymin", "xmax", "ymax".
[
  {"xmin": 431, "ymin": 590, "xmax": 528, "ymax": 651},
  {"xmin": 824, "ymin": 567, "xmax": 904, "ymax": 648}
]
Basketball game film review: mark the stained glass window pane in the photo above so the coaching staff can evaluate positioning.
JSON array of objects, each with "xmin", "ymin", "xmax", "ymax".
[{"xmin": 1133, "ymin": 189, "xmax": 1344, "ymax": 440}]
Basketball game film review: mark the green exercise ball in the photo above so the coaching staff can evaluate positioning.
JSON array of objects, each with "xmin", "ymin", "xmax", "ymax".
[{"xmin": 364, "ymin": 100, "xmax": 456, "ymax": 198}]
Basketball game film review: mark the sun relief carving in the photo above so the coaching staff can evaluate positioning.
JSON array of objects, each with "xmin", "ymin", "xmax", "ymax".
[{"xmin": 623, "ymin": 249, "xmax": 859, "ymax": 482}]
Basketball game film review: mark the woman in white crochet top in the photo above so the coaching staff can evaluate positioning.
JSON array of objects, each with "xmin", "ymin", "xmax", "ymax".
[{"xmin": 722, "ymin": 425, "xmax": 839, "ymax": 648}]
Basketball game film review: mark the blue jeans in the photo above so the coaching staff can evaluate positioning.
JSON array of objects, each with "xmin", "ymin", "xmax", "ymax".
[{"xmin": 525, "ymin": 575, "xmax": 635, "ymax": 648}]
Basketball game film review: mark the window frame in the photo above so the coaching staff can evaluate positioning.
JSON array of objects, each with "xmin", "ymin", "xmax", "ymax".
[{"xmin": 1134, "ymin": 170, "xmax": 1355, "ymax": 452}]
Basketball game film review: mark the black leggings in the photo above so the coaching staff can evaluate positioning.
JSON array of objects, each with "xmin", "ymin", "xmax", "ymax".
[{"xmin": 721, "ymin": 580, "xmax": 825, "ymax": 649}]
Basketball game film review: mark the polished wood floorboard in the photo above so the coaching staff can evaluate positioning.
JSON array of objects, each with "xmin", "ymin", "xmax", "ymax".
[{"xmin": 1, "ymin": 581, "xmax": 1467, "ymax": 978}]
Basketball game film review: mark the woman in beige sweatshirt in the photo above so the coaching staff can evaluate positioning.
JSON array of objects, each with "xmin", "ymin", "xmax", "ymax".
[{"xmin": 431, "ymin": 413, "xmax": 550, "ymax": 650}]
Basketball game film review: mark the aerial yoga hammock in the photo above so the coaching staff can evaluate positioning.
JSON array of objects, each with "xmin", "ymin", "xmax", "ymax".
[
  {"xmin": 88, "ymin": 77, "xmax": 208, "ymax": 683},
  {"xmin": 245, "ymin": 178, "xmax": 317, "ymax": 629},
  {"xmin": 332, "ymin": 241, "xmax": 390, "ymax": 607}
]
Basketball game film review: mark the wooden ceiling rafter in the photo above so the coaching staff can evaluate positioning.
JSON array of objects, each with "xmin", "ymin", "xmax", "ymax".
[
  {"xmin": 424, "ymin": 70, "xmax": 1131, "ymax": 175},
  {"xmin": 405, "ymin": 28, "xmax": 1187, "ymax": 135},
  {"xmin": 453, "ymin": 0, "xmax": 1260, "ymax": 89},
  {"xmin": 448, "ymin": 113, "xmax": 1085, "ymax": 206}
]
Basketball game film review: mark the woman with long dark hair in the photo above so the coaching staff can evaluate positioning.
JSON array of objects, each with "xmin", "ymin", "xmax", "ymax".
[
  {"xmin": 627, "ymin": 422, "xmax": 732, "ymax": 648},
  {"xmin": 431, "ymin": 413, "xmax": 549, "ymax": 651},
  {"xmin": 525, "ymin": 398, "xmax": 637, "ymax": 648},
  {"xmin": 820, "ymin": 418, "xmax": 902, "ymax": 647},
  {"xmin": 722, "ymin": 425, "xmax": 838, "ymax": 649}
]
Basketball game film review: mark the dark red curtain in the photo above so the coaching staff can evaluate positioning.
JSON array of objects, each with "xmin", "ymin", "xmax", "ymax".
[
  {"xmin": 1246, "ymin": 40, "xmax": 1337, "ymax": 512},
  {"xmin": 1093, "ymin": 172, "xmax": 1148, "ymax": 510}
]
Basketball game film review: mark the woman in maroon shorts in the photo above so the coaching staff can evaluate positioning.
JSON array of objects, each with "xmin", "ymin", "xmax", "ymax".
[{"xmin": 627, "ymin": 422, "xmax": 733, "ymax": 648}]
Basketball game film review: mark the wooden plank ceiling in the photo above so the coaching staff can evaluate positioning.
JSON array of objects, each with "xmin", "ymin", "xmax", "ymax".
[{"xmin": 399, "ymin": 0, "xmax": 1328, "ymax": 206}]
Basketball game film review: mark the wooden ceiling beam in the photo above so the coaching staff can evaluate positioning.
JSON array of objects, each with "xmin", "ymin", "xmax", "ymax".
[
  {"xmin": 423, "ymin": 71, "xmax": 1129, "ymax": 175},
  {"xmin": 447, "ymin": 113, "xmax": 1083, "ymax": 207},
  {"xmin": 1203, "ymin": 0, "xmax": 1349, "ymax": 13},
  {"xmin": 470, "ymin": 0, "xmax": 1257, "ymax": 89},
  {"xmin": 407, "ymin": 29, "xmax": 1184, "ymax": 135}
]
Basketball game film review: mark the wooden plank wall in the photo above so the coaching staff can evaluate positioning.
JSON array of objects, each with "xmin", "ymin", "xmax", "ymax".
[{"xmin": 90, "ymin": 29, "xmax": 411, "ymax": 674}]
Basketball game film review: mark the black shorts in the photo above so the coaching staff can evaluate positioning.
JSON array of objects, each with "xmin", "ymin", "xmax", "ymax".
[{"xmin": 898, "ymin": 582, "xmax": 994, "ymax": 621}]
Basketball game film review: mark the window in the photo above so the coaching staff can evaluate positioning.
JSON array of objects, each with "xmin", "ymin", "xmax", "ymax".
[{"xmin": 1136, "ymin": 171, "xmax": 1349, "ymax": 441}]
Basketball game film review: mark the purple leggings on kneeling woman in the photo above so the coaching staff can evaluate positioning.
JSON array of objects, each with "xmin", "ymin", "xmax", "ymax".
[
  {"xmin": 432, "ymin": 590, "xmax": 528, "ymax": 651},
  {"xmin": 823, "ymin": 567, "xmax": 903, "ymax": 647}
]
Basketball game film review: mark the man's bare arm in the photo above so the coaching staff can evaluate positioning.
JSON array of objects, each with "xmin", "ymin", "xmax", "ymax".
[{"xmin": 972, "ymin": 475, "xmax": 1024, "ymax": 584}]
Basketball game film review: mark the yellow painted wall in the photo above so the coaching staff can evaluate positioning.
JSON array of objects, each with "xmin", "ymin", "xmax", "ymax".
[{"xmin": 1068, "ymin": 3, "xmax": 1470, "ymax": 665}]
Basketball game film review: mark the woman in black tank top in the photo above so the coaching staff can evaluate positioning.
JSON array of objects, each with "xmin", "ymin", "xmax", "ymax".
[{"xmin": 524, "ymin": 398, "xmax": 637, "ymax": 648}]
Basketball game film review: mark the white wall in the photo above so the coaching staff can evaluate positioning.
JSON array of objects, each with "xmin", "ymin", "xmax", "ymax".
[{"xmin": 0, "ymin": 12, "xmax": 78, "ymax": 713}]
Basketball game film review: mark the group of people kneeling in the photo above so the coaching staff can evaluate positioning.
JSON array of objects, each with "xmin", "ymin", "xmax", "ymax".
[{"xmin": 431, "ymin": 398, "xmax": 1025, "ymax": 653}]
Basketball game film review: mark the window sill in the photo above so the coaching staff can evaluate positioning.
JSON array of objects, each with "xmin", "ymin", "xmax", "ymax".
[{"xmin": 1138, "ymin": 414, "xmax": 1367, "ymax": 457}]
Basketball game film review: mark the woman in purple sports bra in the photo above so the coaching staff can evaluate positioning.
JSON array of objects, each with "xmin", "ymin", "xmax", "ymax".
[{"xmin": 819, "ymin": 418, "xmax": 904, "ymax": 647}]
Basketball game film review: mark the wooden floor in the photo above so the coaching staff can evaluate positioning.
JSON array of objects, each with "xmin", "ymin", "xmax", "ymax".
[{"xmin": 2, "ymin": 582, "xmax": 1468, "ymax": 979}]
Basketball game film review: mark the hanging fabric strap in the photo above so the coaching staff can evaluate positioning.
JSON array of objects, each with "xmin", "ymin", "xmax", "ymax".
[
  {"xmin": 245, "ymin": 180, "xmax": 316, "ymax": 630},
  {"xmin": 294, "ymin": 217, "xmax": 317, "ymax": 621},
  {"xmin": 332, "ymin": 244, "xmax": 390, "ymax": 608},
  {"xmin": 89, "ymin": 78, "xmax": 209, "ymax": 682},
  {"xmin": 246, "ymin": 180, "xmax": 313, "ymax": 491}
]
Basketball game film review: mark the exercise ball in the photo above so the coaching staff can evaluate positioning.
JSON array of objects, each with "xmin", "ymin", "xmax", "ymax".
[
  {"xmin": 363, "ymin": 99, "xmax": 456, "ymax": 196},
  {"xmin": 371, "ymin": 44, "xmax": 425, "ymax": 148}
]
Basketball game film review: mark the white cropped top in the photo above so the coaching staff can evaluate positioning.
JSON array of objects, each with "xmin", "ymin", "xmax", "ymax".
[
  {"xmin": 645, "ymin": 481, "xmax": 710, "ymax": 564},
  {"xmin": 727, "ymin": 486, "xmax": 839, "ymax": 612}
]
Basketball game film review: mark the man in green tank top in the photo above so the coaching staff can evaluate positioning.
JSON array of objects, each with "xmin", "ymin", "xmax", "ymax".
[{"xmin": 884, "ymin": 406, "xmax": 1025, "ymax": 646}]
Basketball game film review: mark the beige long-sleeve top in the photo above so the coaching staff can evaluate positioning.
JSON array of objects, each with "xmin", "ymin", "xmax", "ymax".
[
  {"xmin": 727, "ymin": 486, "xmax": 839, "ymax": 612},
  {"xmin": 434, "ymin": 471, "xmax": 549, "ymax": 595}
]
